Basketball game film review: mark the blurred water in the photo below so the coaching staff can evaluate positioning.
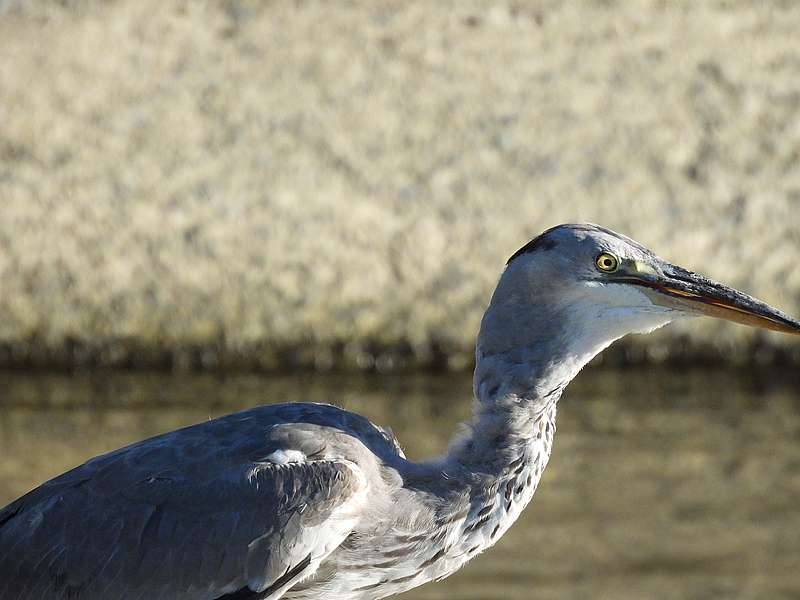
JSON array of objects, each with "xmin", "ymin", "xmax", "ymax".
[{"xmin": 1, "ymin": 368, "xmax": 799, "ymax": 600}]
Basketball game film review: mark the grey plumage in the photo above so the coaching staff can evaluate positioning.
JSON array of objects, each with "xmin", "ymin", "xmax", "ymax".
[
  {"xmin": 1, "ymin": 224, "xmax": 798, "ymax": 600},
  {"xmin": 0, "ymin": 405, "xmax": 371, "ymax": 599}
]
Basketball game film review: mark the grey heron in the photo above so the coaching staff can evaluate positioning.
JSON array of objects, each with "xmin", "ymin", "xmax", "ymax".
[{"xmin": 1, "ymin": 223, "xmax": 799, "ymax": 600}]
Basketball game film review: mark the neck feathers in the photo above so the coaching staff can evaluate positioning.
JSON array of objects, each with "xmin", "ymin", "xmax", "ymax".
[
  {"xmin": 428, "ymin": 248, "xmax": 676, "ymax": 575},
  {"xmin": 448, "ymin": 348, "xmax": 567, "ymax": 474},
  {"xmin": 448, "ymin": 262, "xmax": 631, "ymax": 474}
]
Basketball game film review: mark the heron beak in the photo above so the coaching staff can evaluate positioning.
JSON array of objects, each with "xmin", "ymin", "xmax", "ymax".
[{"xmin": 625, "ymin": 263, "xmax": 800, "ymax": 335}]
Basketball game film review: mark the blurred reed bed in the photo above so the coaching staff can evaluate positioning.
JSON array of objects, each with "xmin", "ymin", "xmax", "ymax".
[{"xmin": 0, "ymin": 1, "xmax": 799, "ymax": 370}]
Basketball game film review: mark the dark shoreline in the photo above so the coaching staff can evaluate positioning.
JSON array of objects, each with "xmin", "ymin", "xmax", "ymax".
[{"xmin": 0, "ymin": 339, "xmax": 798, "ymax": 374}]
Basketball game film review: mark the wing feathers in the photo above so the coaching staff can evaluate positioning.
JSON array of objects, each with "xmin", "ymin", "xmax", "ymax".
[
  {"xmin": 216, "ymin": 553, "xmax": 313, "ymax": 600},
  {"xmin": 0, "ymin": 434, "xmax": 367, "ymax": 600}
]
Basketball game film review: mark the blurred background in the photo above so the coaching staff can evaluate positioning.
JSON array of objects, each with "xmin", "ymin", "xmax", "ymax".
[{"xmin": 1, "ymin": 1, "xmax": 799, "ymax": 598}]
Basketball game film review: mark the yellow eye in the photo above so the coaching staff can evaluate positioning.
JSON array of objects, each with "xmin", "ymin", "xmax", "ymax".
[{"xmin": 595, "ymin": 252, "xmax": 619, "ymax": 273}]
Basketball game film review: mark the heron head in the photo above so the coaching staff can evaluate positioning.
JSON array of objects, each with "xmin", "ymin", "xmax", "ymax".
[{"xmin": 484, "ymin": 224, "xmax": 800, "ymax": 362}]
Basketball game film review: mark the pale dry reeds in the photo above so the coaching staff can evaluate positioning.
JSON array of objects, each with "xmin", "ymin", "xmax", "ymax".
[{"xmin": 0, "ymin": 1, "xmax": 799, "ymax": 369}]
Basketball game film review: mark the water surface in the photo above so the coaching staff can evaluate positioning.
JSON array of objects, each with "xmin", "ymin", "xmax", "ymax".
[{"xmin": 1, "ymin": 368, "xmax": 799, "ymax": 599}]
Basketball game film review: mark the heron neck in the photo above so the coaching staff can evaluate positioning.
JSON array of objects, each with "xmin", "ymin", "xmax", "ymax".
[
  {"xmin": 451, "ymin": 291, "xmax": 620, "ymax": 474},
  {"xmin": 448, "ymin": 346, "xmax": 572, "ymax": 476},
  {"xmin": 428, "ymin": 349, "xmax": 569, "ymax": 570},
  {"xmin": 417, "ymin": 304, "xmax": 613, "ymax": 577}
]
